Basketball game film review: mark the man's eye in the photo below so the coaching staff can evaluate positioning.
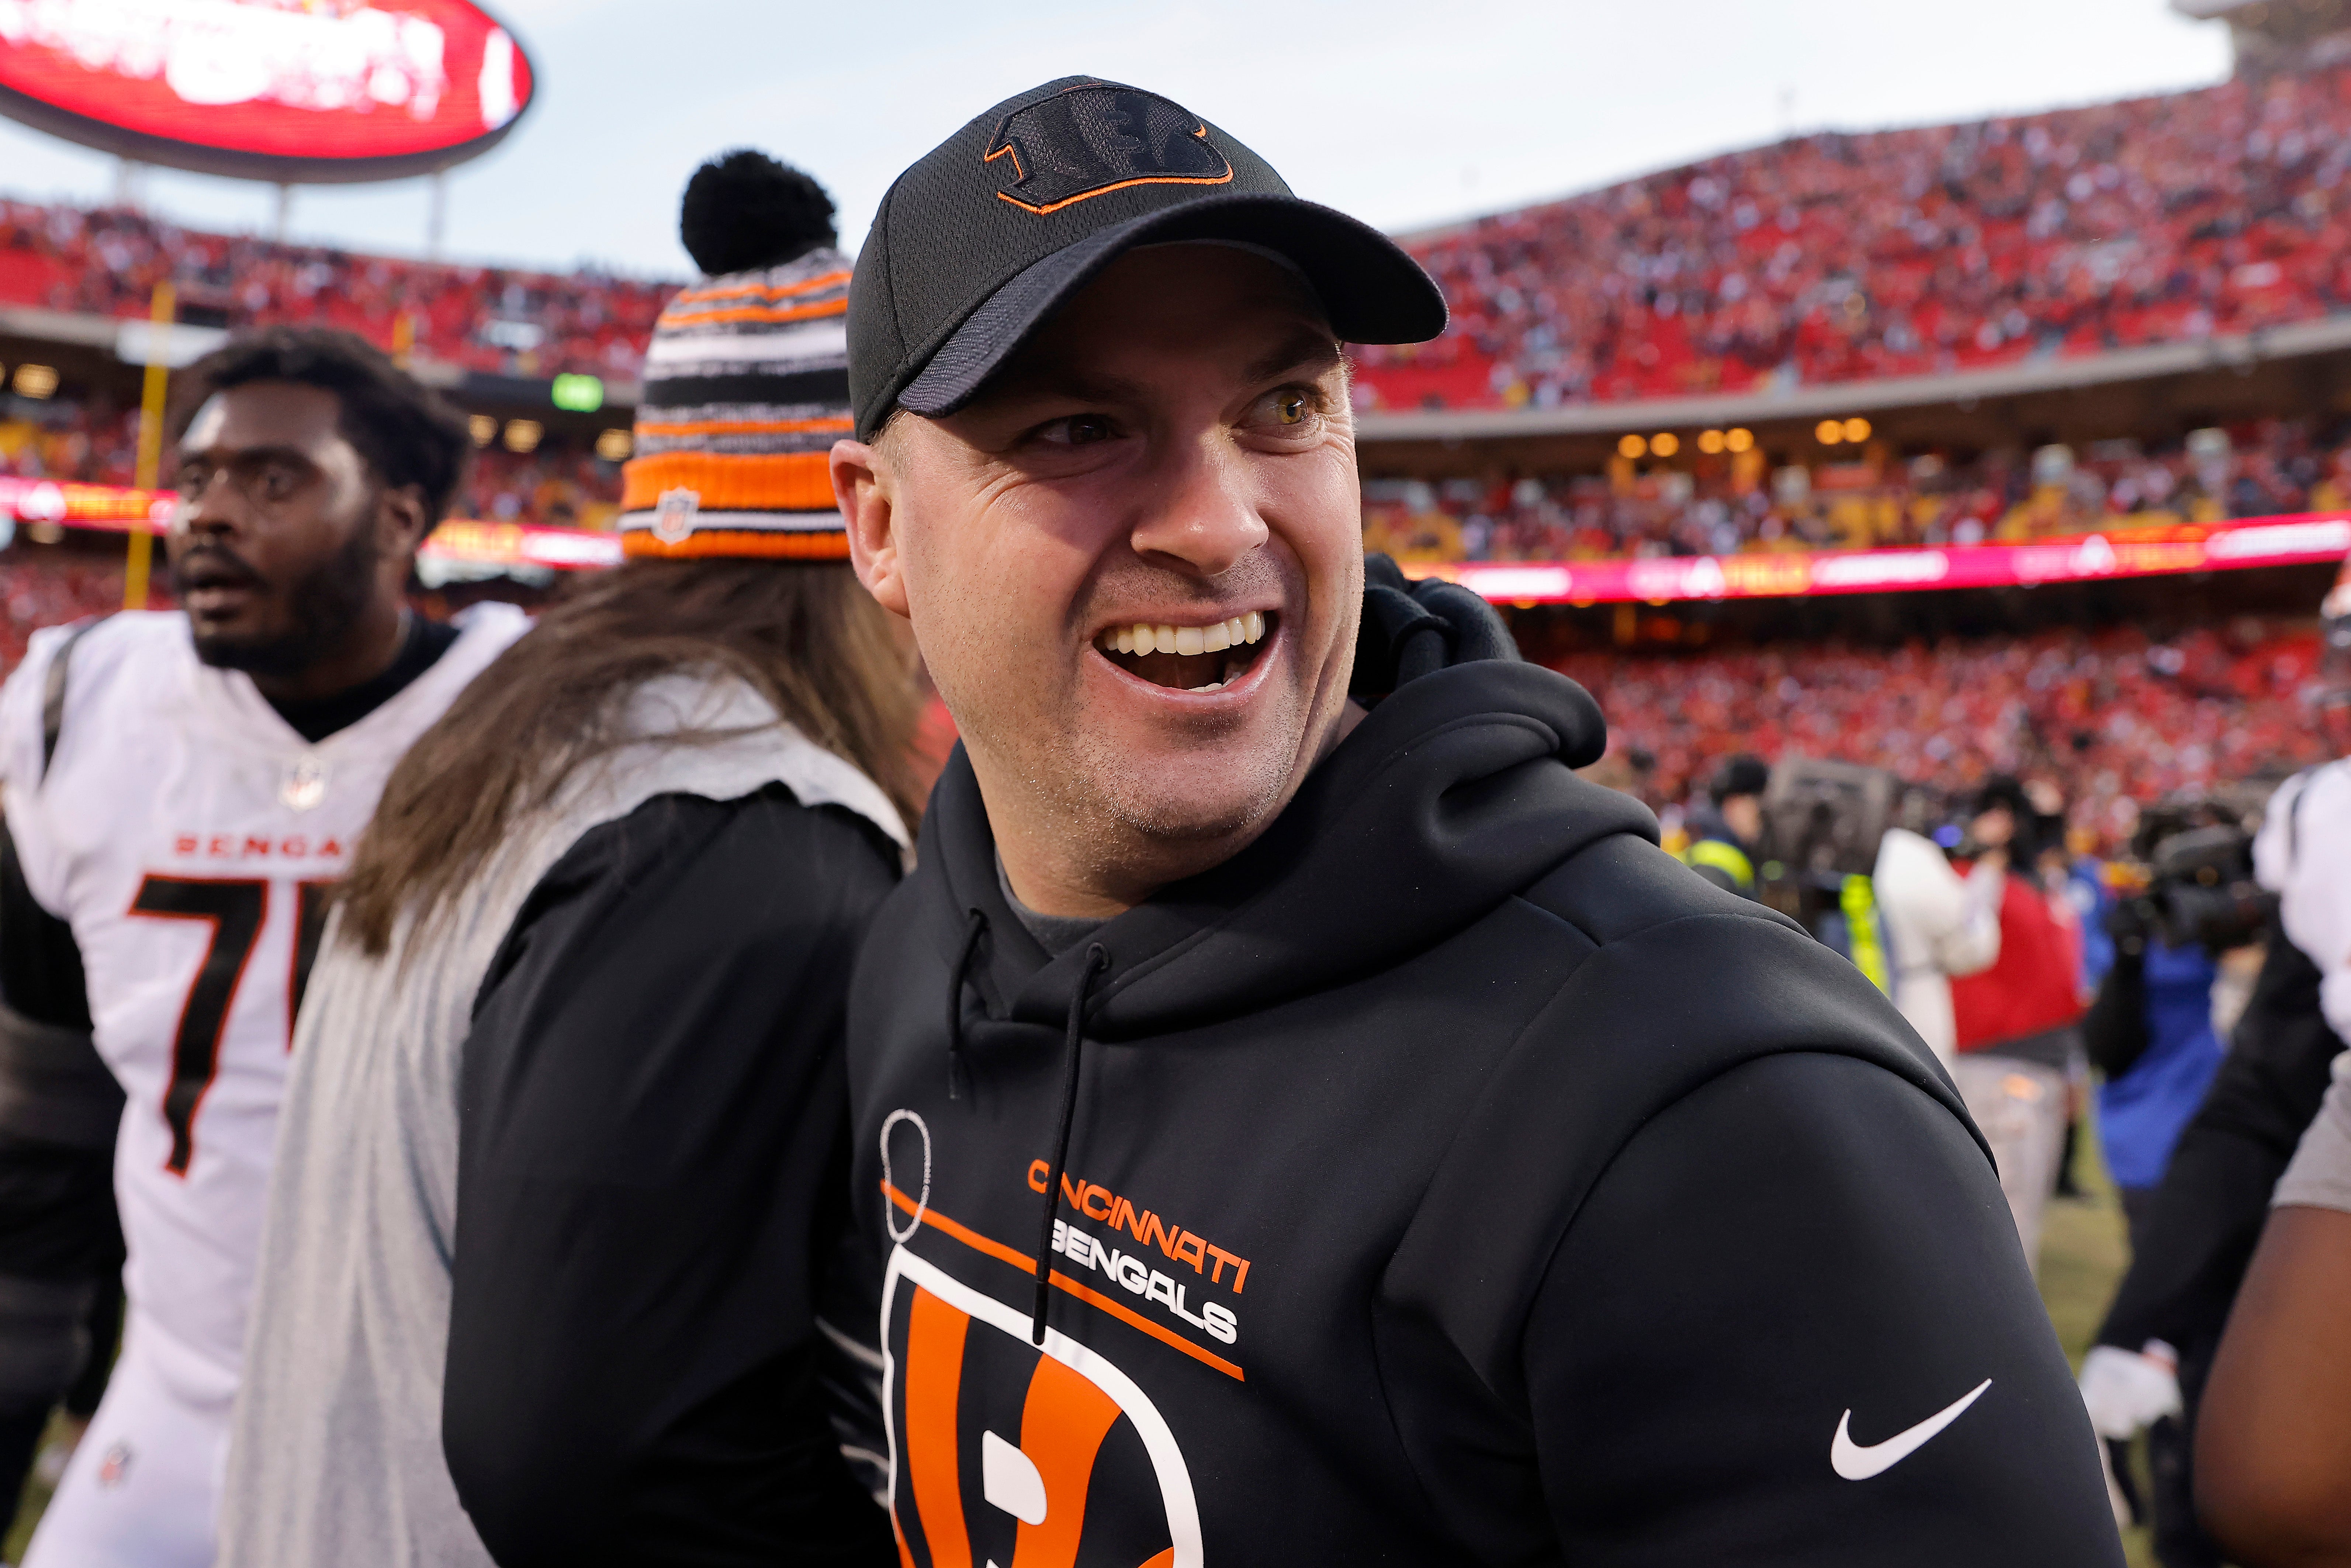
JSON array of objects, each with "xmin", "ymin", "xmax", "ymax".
[
  {"xmin": 1273, "ymin": 392, "xmax": 1309, "ymax": 425},
  {"xmin": 173, "ymin": 467, "xmax": 208, "ymax": 496},
  {"xmin": 1041, "ymin": 415, "xmax": 1116, "ymax": 447}
]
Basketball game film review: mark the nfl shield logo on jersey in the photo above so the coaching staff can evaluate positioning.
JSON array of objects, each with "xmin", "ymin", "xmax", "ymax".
[
  {"xmin": 652, "ymin": 487, "xmax": 700, "ymax": 545},
  {"xmin": 280, "ymin": 755, "xmax": 329, "ymax": 812},
  {"xmin": 96, "ymin": 1441, "xmax": 132, "ymax": 1489}
]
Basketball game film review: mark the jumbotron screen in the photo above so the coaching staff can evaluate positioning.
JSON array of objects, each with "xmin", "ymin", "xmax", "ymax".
[{"xmin": 0, "ymin": 0, "xmax": 534, "ymax": 183}]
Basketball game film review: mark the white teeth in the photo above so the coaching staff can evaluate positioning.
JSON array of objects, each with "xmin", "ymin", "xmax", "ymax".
[
  {"xmin": 1095, "ymin": 613, "xmax": 1270, "ymax": 657},
  {"xmin": 1189, "ymin": 680, "xmax": 1225, "ymax": 693}
]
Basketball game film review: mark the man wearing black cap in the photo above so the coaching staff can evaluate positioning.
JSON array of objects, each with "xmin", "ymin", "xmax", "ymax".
[{"xmin": 830, "ymin": 78, "xmax": 2121, "ymax": 1564}]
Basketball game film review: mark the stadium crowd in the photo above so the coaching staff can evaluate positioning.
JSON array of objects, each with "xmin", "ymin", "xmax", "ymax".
[
  {"xmin": 0, "ymin": 199, "xmax": 671, "ymax": 380},
  {"xmin": 1358, "ymin": 65, "xmax": 2351, "ymax": 411},
  {"xmin": 1364, "ymin": 417, "xmax": 2348, "ymax": 561},
  {"xmin": 1553, "ymin": 621, "xmax": 2331, "ymax": 845}
]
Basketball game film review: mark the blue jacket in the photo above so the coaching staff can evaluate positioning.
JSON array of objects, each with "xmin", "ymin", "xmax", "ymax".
[{"xmin": 2098, "ymin": 938, "xmax": 2227, "ymax": 1192}]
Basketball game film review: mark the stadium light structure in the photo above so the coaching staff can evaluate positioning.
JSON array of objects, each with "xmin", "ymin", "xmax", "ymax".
[
  {"xmin": 1617, "ymin": 434, "xmax": 1647, "ymax": 459},
  {"xmin": 1652, "ymin": 432, "xmax": 1680, "ymax": 457}
]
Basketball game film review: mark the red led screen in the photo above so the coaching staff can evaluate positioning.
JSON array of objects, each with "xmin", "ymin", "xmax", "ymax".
[{"xmin": 0, "ymin": 0, "xmax": 534, "ymax": 183}]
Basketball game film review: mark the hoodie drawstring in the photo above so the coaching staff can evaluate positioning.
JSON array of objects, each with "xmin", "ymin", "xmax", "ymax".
[
  {"xmin": 1033, "ymin": 942, "xmax": 1109, "ymax": 1345},
  {"xmin": 945, "ymin": 909, "xmax": 987, "ymax": 1100}
]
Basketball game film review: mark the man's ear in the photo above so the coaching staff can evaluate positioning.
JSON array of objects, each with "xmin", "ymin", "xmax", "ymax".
[
  {"xmin": 376, "ymin": 482, "xmax": 434, "ymax": 560},
  {"xmin": 832, "ymin": 436, "xmax": 910, "ymax": 619}
]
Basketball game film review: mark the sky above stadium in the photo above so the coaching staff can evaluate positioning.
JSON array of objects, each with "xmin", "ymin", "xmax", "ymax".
[{"xmin": 0, "ymin": 0, "xmax": 2233, "ymax": 280}]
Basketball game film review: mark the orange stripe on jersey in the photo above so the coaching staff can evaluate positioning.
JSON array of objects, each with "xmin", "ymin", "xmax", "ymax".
[
  {"xmin": 903, "ymin": 1288, "xmax": 973, "ymax": 1568},
  {"xmin": 881, "ymin": 1183, "xmax": 1245, "ymax": 1381},
  {"xmin": 1011, "ymin": 1356, "xmax": 1123, "ymax": 1568},
  {"xmin": 619, "ymin": 450, "xmax": 835, "ymax": 512}
]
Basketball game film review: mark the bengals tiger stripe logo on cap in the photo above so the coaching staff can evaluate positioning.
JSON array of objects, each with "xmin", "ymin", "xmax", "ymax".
[{"xmin": 983, "ymin": 85, "xmax": 1233, "ymax": 215}]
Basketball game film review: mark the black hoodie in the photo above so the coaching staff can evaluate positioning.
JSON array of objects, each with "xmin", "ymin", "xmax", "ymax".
[{"xmin": 839, "ymin": 563, "xmax": 2122, "ymax": 1566}]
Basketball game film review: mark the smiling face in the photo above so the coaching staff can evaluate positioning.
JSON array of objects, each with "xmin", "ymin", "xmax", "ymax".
[{"xmin": 836, "ymin": 244, "xmax": 1365, "ymax": 915}]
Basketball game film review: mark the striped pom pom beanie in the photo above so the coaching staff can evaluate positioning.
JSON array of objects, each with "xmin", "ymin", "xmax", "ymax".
[{"xmin": 620, "ymin": 152, "xmax": 852, "ymax": 560}]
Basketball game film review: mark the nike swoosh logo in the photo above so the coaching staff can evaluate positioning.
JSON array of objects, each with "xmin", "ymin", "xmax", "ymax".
[{"xmin": 1830, "ymin": 1378, "xmax": 1992, "ymax": 1479}]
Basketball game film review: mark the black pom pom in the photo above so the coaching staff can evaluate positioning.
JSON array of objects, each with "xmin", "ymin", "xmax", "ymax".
[{"xmin": 679, "ymin": 150, "xmax": 837, "ymax": 276}]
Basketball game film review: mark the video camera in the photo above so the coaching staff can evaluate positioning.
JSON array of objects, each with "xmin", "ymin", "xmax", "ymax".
[
  {"xmin": 1757, "ymin": 759, "xmax": 1899, "ymax": 958},
  {"xmin": 2112, "ymin": 810, "xmax": 2275, "ymax": 956}
]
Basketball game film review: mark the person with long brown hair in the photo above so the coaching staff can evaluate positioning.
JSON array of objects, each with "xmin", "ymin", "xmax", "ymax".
[{"xmin": 219, "ymin": 154, "xmax": 914, "ymax": 1568}]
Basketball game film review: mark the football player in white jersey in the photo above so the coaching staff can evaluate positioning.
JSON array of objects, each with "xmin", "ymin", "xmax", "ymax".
[{"xmin": 0, "ymin": 327, "xmax": 526, "ymax": 1566}]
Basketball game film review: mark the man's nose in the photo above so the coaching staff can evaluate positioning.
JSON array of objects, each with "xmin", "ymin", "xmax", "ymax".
[
  {"xmin": 177, "ymin": 471, "xmax": 245, "ymax": 539},
  {"xmin": 1127, "ymin": 440, "xmax": 1269, "ymax": 578}
]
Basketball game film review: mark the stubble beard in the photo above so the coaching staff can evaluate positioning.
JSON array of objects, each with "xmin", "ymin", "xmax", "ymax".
[
  {"xmin": 184, "ymin": 523, "xmax": 381, "ymax": 678},
  {"xmin": 1016, "ymin": 676, "xmax": 1308, "ymax": 897}
]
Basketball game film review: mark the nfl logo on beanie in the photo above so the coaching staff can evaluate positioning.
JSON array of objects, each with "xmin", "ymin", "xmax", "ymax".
[{"xmin": 620, "ymin": 150, "xmax": 852, "ymax": 560}]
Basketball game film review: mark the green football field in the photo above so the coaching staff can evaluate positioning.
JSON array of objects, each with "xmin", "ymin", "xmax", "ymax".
[{"xmin": 0, "ymin": 1124, "xmax": 2165, "ymax": 1565}]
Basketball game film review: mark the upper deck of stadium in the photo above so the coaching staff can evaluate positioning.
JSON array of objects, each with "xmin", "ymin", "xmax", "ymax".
[{"xmin": 1352, "ymin": 59, "xmax": 2351, "ymax": 432}]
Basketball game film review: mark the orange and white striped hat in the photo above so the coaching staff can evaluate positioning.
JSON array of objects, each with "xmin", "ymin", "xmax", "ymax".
[{"xmin": 620, "ymin": 242, "xmax": 853, "ymax": 560}]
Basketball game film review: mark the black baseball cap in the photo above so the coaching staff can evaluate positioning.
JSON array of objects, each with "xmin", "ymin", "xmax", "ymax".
[{"xmin": 846, "ymin": 76, "xmax": 1448, "ymax": 440}]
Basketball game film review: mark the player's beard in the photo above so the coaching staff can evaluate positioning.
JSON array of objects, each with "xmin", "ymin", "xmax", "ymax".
[{"xmin": 182, "ymin": 523, "xmax": 382, "ymax": 680}]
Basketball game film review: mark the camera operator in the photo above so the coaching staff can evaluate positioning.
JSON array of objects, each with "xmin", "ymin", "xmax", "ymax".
[
  {"xmin": 2080, "ymin": 798, "xmax": 2271, "ymax": 1553},
  {"xmin": 2088, "ymin": 801, "xmax": 2270, "ymax": 1245},
  {"xmin": 2082, "ymin": 558, "xmax": 2351, "ymax": 1568},
  {"xmin": 1749, "ymin": 762, "xmax": 2003, "ymax": 1066}
]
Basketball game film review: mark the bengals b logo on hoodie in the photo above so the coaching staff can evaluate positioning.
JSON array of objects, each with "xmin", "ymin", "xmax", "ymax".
[{"xmin": 884, "ymin": 1246, "xmax": 1201, "ymax": 1568}]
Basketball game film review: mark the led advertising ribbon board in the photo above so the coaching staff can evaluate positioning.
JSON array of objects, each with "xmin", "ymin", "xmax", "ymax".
[
  {"xmin": 6, "ymin": 483, "xmax": 2337, "ymax": 589},
  {"xmin": 0, "ymin": 0, "xmax": 534, "ymax": 183},
  {"xmin": 1401, "ymin": 515, "xmax": 2351, "ymax": 604}
]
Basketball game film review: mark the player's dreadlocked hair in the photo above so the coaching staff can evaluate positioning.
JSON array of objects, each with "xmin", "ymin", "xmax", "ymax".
[{"xmin": 337, "ymin": 560, "xmax": 920, "ymax": 955}]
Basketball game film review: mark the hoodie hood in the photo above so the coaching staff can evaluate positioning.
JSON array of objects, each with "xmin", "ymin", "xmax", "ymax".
[{"xmin": 919, "ymin": 561, "xmax": 1657, "ymax": 1046}]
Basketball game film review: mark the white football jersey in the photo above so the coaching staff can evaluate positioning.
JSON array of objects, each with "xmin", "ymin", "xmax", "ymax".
[
  {"xmin": 2257, "ymin": 759, "xmax": 2351, "ymax": 1043},
  {"xmin": 0, "ymin": 605, "xmax": 527, "ymax": 1412}
]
